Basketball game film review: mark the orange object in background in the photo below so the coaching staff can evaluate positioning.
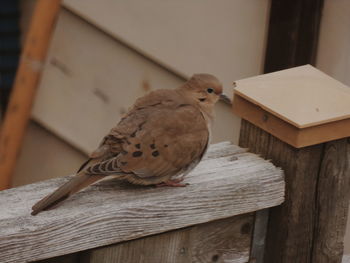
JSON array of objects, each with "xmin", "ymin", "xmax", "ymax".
[{"xmin": 0, "ymin": 0, "xmax": 61, "ymax": 190}]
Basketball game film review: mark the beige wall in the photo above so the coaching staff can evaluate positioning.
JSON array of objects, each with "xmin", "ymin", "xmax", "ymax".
[
  {"xmin": 63, "ymin": 0, "xmax": 270, "ymax": 92},
  {"xmin": 13, "ymin": 121, "xmax": 87, "ymax": 186},
  {"xmin": 317, "ymin": 0, "xmax": 350, "ymax": 87},
  {"xmin": 316, "ymin": 0, "xmax": 350, "ymax": 254}
]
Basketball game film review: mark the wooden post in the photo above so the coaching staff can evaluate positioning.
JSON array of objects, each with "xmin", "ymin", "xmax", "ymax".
[
  {"xmin": 0, "ymin": 0, "xmax": 61, "ymax": 190},
  {"xmin": 233, "ymin": 65, "xmax": 350, "ymax": 263},
  {"xmin": 264, "ymin": 0, "xmax": 324, "ymax": 73},
  {"xmin": 312, "ymin": 139, "xmax": 350, "ymax": 263}
]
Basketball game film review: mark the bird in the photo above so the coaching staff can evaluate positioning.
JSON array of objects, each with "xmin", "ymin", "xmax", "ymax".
[{"xmin": 31, "ymin": 73, "xmax": 223, "ymax": 215}]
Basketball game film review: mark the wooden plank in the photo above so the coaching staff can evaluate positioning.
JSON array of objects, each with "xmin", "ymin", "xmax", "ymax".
[
  {"xmin": 235, "ymin": 65, "xmax": 350, "ymax": 128},
  {"xmin": 31, "ymin": 9, "xmax": 239, "ymax": 154},
  {"xmin": 239, "ymin": 120, "xmax": 324, "ymax": 263},
  {"xmin": 0, "ymin": 0, "xmax": 61, "ymax": 190},
  {"xmin": 84, "ymin": 227, "xmax": 192, "ymax": 263},
  {"xmin": 233, "ymin": 94, "xmax": 350, "ymax": 148},
  {"xmin": 0, "ymin": 142, "xmax": 284, "ymax": 263},
  {"xmin": 63, "ymin": 0, "xmax": 269, "ymax": 92},
  {"xmin": 264, "ymin": 0, "xmax": 324, "ymax": 73},
  {"xmin": 82, "ymin": 214, "xmax": 253, "ymax": 263},
  {"xmin": 250, "ymin": 209, "xmax": 269, "ymax": 263},
  {"xmin": 312, "ymin": 138, "xmax": 350, "ymax": 263}
]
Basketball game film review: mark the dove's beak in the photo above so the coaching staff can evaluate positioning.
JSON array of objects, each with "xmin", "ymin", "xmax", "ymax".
[{"xmin": 219, "ymin": 93, "xmax": 232, "ymax": 105}]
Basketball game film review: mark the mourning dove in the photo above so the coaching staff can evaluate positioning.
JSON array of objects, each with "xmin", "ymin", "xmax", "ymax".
[{"xmin": 31, "ymin": 74, "xmax": 223, "ymax": 215}]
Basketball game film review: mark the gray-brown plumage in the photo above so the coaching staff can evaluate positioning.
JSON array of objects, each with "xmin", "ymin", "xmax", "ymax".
[{"xmin": 31, "ymin": 74, "xmax": 223, "ymax": 215}]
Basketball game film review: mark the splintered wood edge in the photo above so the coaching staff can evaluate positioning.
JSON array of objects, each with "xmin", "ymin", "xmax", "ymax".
[
  {"xmin": 233, "ymin": 94, "xmax": 350, "ymax": 148},
  {"xmin": 0, "ymin": 142, "xmax": 284, "ymax": 262}
]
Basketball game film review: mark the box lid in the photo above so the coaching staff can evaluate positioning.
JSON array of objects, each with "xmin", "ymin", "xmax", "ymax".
[
  {"xmin": 234, "ymin": 65, "xmax": 350, "ymax": 129},
  {"xmin": 233, "ymin": 65, "xmax": 350, "ymax": 148}
]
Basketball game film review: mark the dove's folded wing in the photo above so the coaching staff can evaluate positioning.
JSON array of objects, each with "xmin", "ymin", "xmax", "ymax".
[{"xmin": 87, "ymin": 96, "xmax": 209, "ymax": 184}]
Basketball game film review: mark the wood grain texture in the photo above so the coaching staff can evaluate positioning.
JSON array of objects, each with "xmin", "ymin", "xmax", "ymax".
[
  {"xmin": 239, "ymin": 120, "xmax": 324, "ymax": 263},
  {"xmin": 264, "ymin": 0, "xmax": 324, "ymax": 73},
  {"xmin": 312, "ymin": 138, "xmax": 350, "ymax": 263},
  {"xmin": 250, "ymin": 209, "xmax": 269, "ymax": 263},
  {"xmin": 82, "ymin": 214, "xmax": 253, "ymax": 263},
  {"xmin": 0, "ymin": 0, "xmax": 61, "ymax": 190},
  {"xmin": 0, "ymin": 142, "xmax": 284, "ymax": 263}
]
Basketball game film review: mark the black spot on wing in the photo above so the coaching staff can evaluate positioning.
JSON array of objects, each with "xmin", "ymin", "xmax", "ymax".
[
  {"xmin": 150, "ymin": 144, "xmax": 156, "ymax": 149},
  {"xmin": 135, "ymin": 143, "xmax": 141, "ymax": 149},
  {"xmin": 132, "ymin": 151, "xmax": 143, "ymax": 157},
  {"xmin": 152, "ymin": 151, "xmax": 159, "ymax": 157},
  {"xmin": 100, "ymin": 161, "xmax": 108, "ymax": 171}
]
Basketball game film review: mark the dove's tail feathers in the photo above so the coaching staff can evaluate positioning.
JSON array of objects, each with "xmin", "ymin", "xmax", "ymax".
[{"xmin": 31, "ymin": 173, "xmax": 104, "ymax": 215}]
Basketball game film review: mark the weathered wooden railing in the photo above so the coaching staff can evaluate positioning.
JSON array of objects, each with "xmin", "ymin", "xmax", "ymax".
[{"xmin": 0, "ymin": 142, "xmax": 284, "ymax": 263}]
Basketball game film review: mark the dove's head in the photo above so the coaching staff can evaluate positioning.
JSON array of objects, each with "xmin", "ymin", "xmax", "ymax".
[{"xmin": 179, "ymin": 73, "xmax": 223, "ymax": 116}]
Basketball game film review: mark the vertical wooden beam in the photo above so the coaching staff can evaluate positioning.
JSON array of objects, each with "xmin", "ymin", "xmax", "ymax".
[
  {"xmin": 312, "ymin": 138, "xmax": 350, "ymax": 263},
  {"xmin": 250, "ymin": 209, "xmax": 269, "ymax": 263},
  {"xmin": 0, "ymin": 0, "xmax": 61, "ymax": 190},
  {"xmin": 239, "ymin": 120, "xmax": 350, "ymax": 263},
  {"xmin": 254, "ymin": 2, "xmax": 347, "ymax": 260},
  {"xmin": 264, "ymin": 0, "xmax": 324, "ymax": 73},
  {"xmin": 239, "ymin": 120, "xmax": 323, "ymax": 263}
]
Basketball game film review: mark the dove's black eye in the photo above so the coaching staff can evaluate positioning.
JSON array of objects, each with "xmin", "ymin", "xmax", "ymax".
[{"xmin": 207, "ymin": 88, "xmax": 214, "ymax": 93}]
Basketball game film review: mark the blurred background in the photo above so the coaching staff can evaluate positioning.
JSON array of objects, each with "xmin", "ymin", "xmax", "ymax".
[{"xmin": 0, "ymin": 0, "xmax": 349, "ymax": 249}]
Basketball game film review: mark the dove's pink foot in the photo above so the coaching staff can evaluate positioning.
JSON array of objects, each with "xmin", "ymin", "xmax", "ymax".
[{"xmin": 156, "ymin": 178, "xmax": 188, "ymax": 187}]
